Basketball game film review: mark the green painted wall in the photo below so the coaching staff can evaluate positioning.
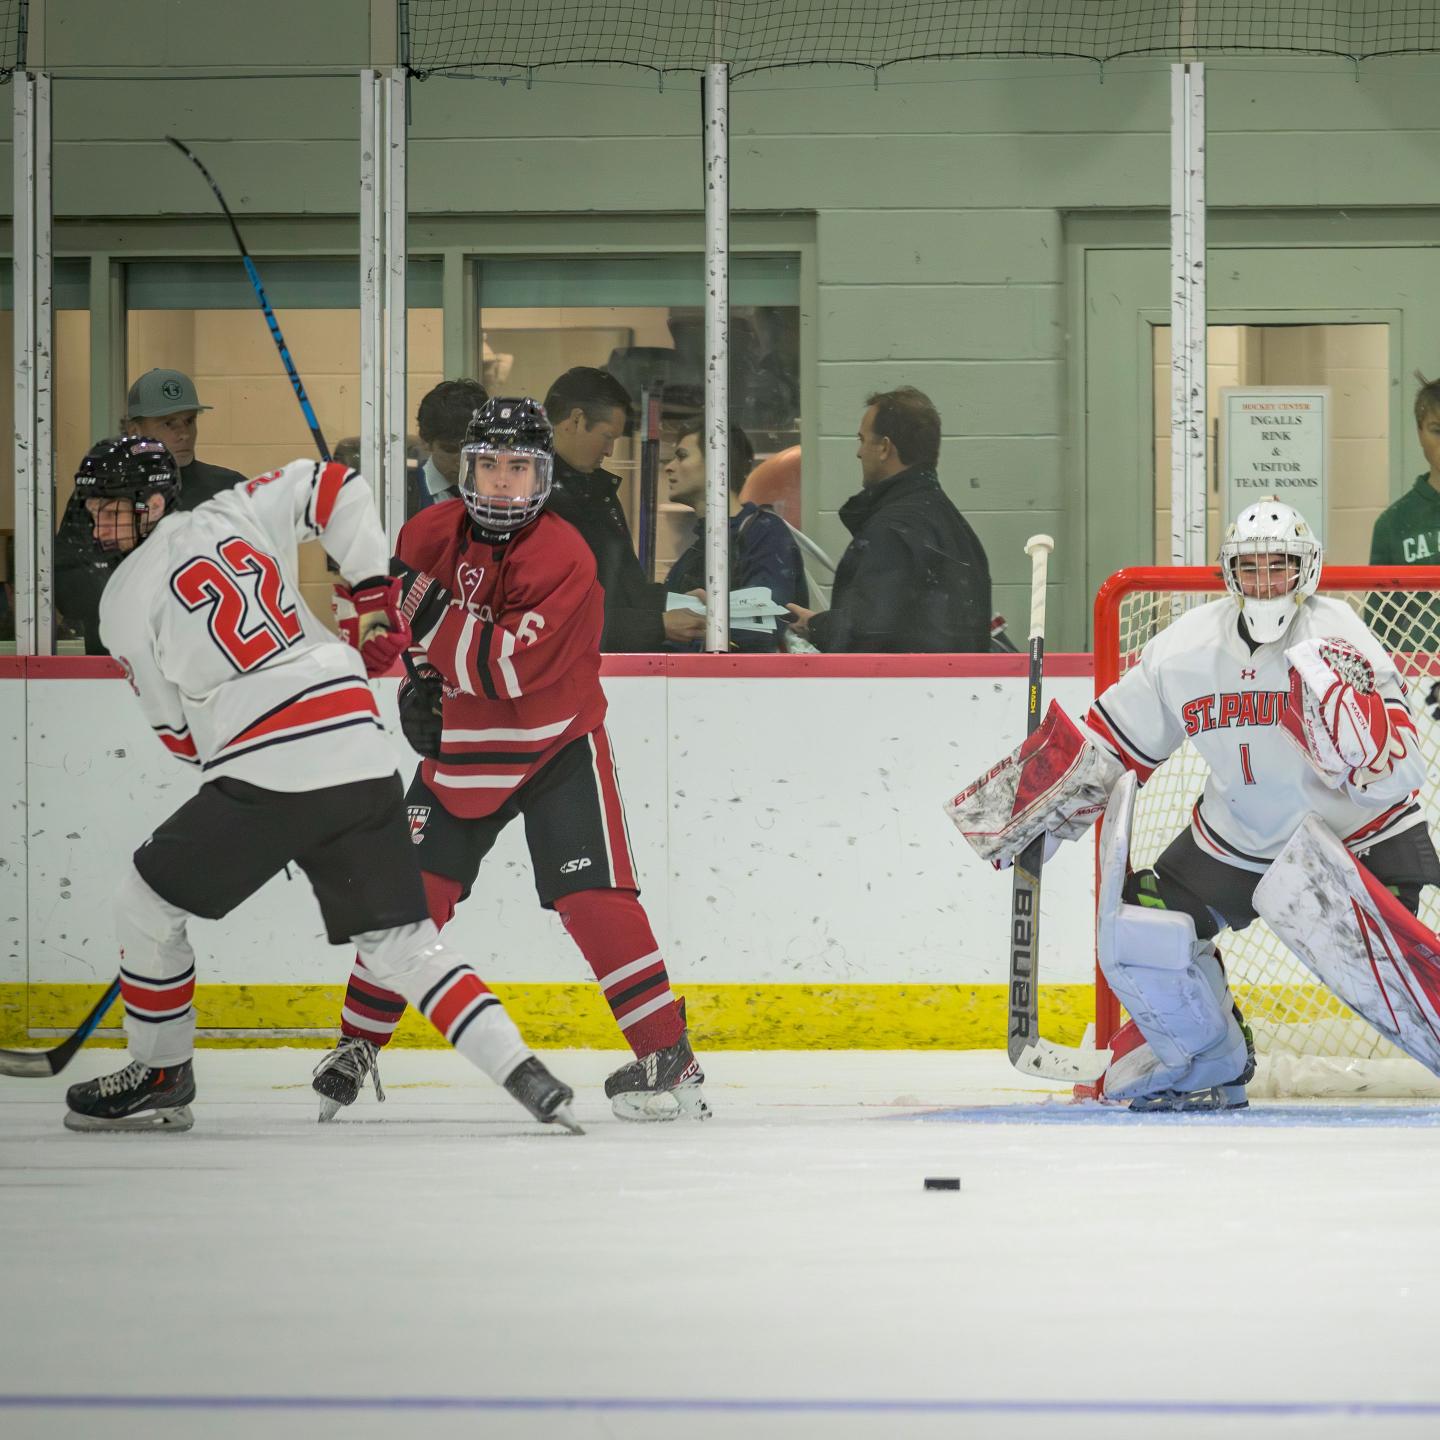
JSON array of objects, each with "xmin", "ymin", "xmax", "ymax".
[{"xmin": 8, "ymin": 2, "xmax": 1440, "ymax": 644}]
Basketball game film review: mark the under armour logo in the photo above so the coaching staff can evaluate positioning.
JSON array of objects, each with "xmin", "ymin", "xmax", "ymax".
[{"xmin": 1241, "ymin": 668, "xmax": 1256, "ymax": 680}]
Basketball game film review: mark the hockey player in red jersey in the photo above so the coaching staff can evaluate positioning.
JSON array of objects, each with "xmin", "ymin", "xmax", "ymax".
[
  {"xmin": 59, "ymin": 435, "xmax": 579, "ymax": 1134},
  {"xmin": 311, "ymin": 398, "xmax": 710, "ymax": 1122}
]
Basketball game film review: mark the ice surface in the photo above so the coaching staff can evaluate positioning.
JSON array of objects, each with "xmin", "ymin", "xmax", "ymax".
[{"xmin": 4, "ymin": 1049, "xmax": 1440, "ymax": 1440}]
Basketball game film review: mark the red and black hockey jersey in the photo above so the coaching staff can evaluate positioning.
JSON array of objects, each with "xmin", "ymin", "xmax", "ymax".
[{"xmin": 400, "ymin": 500, "xmax": 606, "ymax": 818}]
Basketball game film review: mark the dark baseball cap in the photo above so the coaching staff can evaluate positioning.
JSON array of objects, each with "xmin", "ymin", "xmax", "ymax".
[{"xmin": 125, "ymin": 368, "xmax": 212, "ymax": 418}]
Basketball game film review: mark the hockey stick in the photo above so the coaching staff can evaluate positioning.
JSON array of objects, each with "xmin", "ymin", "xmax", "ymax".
[
  {"xmin": 0, "ymin": 977, "xmax": 121, "ymax": 1078},
  {"xmin": 1007, "ymin": 535, "xmax": 1110, "ymax": 1084},
  {"xmin": 166, "ymin": 136, "xmax": 332, "ymax": 462}
]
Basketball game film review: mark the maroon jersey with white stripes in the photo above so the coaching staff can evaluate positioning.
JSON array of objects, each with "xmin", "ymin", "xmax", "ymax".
[
  {"xmin": 399, "ymin": 499, "xmax": 606, "ymax": 819},
  {"xmin": 100, "ymin": 460, "xmax": 396, "ymax": 793}
]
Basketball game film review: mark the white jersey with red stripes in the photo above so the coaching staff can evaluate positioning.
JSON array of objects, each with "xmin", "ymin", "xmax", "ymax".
[
  {"xmin": 99, "ymin": 459, "xmax": 398, "ymax": 793},
  {"xmin": 1087, "ymin": 594, "xmax": 1428, "ymax": 872}
]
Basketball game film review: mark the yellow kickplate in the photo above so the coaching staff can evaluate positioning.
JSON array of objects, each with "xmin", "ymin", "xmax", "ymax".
[{"xmin": 2, "ymin": 980, "xmax": 1096, "ymax": 1051}]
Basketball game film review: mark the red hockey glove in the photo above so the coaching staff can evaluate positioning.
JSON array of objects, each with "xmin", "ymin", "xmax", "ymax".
[
  {"xmin": 394, "ymin": 561, "xmax": 454, "ymax": 643},
  {"xmin": 335, "ymin": 575, "xmax": 411, "ymax": 677}
]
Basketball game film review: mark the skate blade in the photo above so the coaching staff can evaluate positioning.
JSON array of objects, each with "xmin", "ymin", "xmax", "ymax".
[
  {"xmin": 610, "ymin": 1082, "xmax": 712, "ymax": 1123},
  {"xmin": 64, "ymin": 1104, "xmax": 194, "ymax": 1133},
  {"xmin": 545, "ymin": 1103, "xmax": 585, "ymax": 1136},
  {"xmin": 316, "ymin": 1096, "xmax": 343, "ymax": 1123}
]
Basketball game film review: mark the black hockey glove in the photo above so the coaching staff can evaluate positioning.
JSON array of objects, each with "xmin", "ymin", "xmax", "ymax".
[
  {"xmin": 392, "ymin": 557, "xmax": 453, "ymax": 642},
  {"xmin": 398, "ymin": 659, "xmax": 445, "ymax": 760},
  {"xmin": 1428, "ymin": 679, "xmax": 1440, "ymax": 722}
]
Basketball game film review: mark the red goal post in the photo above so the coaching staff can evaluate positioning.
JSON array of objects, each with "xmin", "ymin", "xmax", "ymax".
[{"xmin": 1092, "ymin": 564, "xmax": 1440, "ymax": 1096}]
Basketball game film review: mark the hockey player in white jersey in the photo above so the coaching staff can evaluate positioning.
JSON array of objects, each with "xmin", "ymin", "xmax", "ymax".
[
  {"xmin": 951, "ymin": 498, "xmax": 1440, "ymax": 1110},
  {"xmin": 61, "ymin": 435, "xmax": 580, "ymax": 1133}
]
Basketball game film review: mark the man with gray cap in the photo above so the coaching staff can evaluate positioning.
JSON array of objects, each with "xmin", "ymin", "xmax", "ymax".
[{"xmin": 55, "ymin": 368, "xmax": 248, "ymax": 654}]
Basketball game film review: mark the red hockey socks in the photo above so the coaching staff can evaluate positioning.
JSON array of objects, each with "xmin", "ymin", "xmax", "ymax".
[
  {"xmin": 554, "ymin": 888, "xmax": 684, "ymax": 1056},
  {"xmin": 338, "ymin": 872, "xmax": 464, "ymax": 1046}
]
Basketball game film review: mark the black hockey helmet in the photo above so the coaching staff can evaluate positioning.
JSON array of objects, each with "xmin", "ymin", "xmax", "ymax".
[
  {"xmin": 72, "ymin": 434, "xmax": 181, "ymax": 552},
  {"xmin": 458, "ymin": 397, "xmax": 554, "ymax": 537}
]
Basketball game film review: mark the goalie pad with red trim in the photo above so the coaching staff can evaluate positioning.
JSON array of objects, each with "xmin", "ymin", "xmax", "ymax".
[
  {"xmin": 1254, "ymin": 814, "xmax": 1440, "ymax": 1075},
  {"xmin": 1279, "ymin": 636, "xmax": 1411, "ymax": 790},
  {"xmin": 944, "ymin": 700, "xmax": 1124, "ymax": 867}
]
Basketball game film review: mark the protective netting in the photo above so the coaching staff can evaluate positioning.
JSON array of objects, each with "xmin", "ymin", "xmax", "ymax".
[
  {"xmin": 1102, "ymin": 572, "xmax": 1440, "ymax": 1097},
  {"xmin": 0, "ymin": 0, "xmax": 26, "ymax": 80},
  {"xmin": 403, "ymin": 1, "xmax": 1440, "ymax": 79}
]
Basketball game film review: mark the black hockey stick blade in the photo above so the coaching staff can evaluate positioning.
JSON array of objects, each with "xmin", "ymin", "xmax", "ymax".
[{"xmin": 0, "ymin": 977, "xmax": 121, "ymax": 1078}]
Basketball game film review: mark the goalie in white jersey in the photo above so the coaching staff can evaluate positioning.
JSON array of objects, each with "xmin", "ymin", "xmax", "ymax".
[
  {"xmin": 952, "ymin": 497, "xmax": 1440, "ymax": 1109},
  {"xmin": 60, "ymin": 435, "xmax": 580, "ymax": 1134}
]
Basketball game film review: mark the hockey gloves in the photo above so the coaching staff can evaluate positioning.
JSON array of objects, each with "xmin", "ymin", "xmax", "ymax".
[
  {"xmin": 398, "ymin": 661, "xmax": 446, "ymax": 759},
  {"xmin": 393, "ymin": 560, "xmax": 454, "ymax": 645},
  {"xmin": 335, "ymin": 576, "xmax": 412, "ymax": 678}
]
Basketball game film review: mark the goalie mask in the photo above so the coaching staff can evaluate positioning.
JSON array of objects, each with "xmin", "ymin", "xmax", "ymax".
[
  {"xmin": 458, "ymin": 396, "xmax": 553, "ymax": 539},
  {"xmin": 71, "ymin": 434, "xmax": 181, "ymax": 554},
  {"xmin": 1218, "ymin": 497, "xmax": 1322, "ymax": 644}
]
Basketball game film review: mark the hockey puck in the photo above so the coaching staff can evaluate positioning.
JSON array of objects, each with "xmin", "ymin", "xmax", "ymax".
[{"xmin": 923, "ymin": 1177, "xmax": 961, "ymax": 1191}]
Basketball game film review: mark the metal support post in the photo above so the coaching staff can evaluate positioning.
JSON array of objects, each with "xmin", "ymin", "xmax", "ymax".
[
  {"xmin": 360, "ymin": 68, "xmax": 409, "ymax": 542},
  {"xmin": 384, "ymin": 67, "xmax": 408, "ymax": 539},
  {"xmin": 13, "ymin": 70, "xmax": 53, "ymax": 656},
  {"xmin": 702, "ymin": 61, "xmax": 730, "ymax": 652},
  {"xmin": 1170, "ymin": 61, "xmax": 1207, "ymax": 566}
]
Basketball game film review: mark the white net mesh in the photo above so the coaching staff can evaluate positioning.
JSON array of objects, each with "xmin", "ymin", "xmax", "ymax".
[{"xmin": 1103, "ymin": 570, "xmax": 1440, "ymax": 1097}]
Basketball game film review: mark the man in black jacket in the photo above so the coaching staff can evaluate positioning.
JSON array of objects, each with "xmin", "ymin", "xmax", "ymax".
[
  {"xmin": 787, "ymin": 387, "xmax": 991, "ymax": 652},
  {"xmin": 543, "ymin": 366, "xmax": 704, "ymax": 650},
  {"xmin": 55, "ymin": 368, "xmax": 248, "ymax": 653}
]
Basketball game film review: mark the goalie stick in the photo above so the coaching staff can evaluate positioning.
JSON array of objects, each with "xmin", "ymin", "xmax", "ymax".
[
  {"xmin": 166, "ymin": 136, "xmax": 332, "ymax": 463},
  {"xmin": 1006, "ymin": 535, "xmax": 1109, "ymax": 1084},
  {"xmin": 0, "ymin": 977, "xmax": 121, "ymax": 1078}
]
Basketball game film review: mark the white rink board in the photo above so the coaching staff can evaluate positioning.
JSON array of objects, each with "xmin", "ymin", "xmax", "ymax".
[{"xmin": 19, "ymin": 673, "xmax": 1096, "ymax": 987}]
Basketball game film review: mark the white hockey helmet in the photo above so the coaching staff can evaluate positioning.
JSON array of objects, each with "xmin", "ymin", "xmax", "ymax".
[{"xmin": 1218, "ymin": 497, "xmax": 1322, "ymax": 644}]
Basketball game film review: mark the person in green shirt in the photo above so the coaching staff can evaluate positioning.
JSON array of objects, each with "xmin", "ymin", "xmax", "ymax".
[
  {"xmin": 1368, "ymin": 373, "xmax": 1440, "ymax": 660},
  {"xmin": 1371, "ymin": 373, "xmax": 1440, "ymax": 566}
]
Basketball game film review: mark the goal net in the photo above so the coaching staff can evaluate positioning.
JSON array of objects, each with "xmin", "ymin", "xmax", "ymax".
[{"xmin": 1094, "ymin": 565, "xmax": 1440, "ymax": 1098}]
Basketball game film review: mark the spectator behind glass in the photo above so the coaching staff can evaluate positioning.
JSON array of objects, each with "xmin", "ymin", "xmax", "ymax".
[
  {"xmin": 1368, "ymin": 371, "xmax": 1440, "ymax": 657},
  {"xmin": 543, "ymin": 365, "xmax": 703, "ymax": 649},
  {"xmin": 663, "ymin": 421, "xmax": 809, "ymax": 652},
  {"xmin": 55, "ymin": 368, "xmax": 248, "ymax": 655},
  {"xmin": 787, "ymin": 387, "xmax": 992, "ymax": 652},
  {"xmin": 416, "ymin": 378, "xmax": 488, "ymax": 510}
]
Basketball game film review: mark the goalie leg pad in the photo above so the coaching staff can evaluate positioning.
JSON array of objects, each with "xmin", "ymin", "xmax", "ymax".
[
  {"xmin": 945, "ymin": 699, "xmax": 1123, "ymax": 866},
  {"xmin": 1255, "ymin": 816, "xmax": 1440, "ymax": 1075},
  {"xmin": 1099, "ymin": 912, "xmax": 1249, "ymax": 1102}
]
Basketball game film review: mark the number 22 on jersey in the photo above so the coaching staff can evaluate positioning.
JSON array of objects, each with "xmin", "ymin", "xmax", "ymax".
[{"xmin": 171, "ymin": 536, "xmax": 303, "ymax": 672}]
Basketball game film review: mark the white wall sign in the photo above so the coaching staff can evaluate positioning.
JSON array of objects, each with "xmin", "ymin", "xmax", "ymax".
[{"xmin": 1220, "ymin": 387, "xmax": 1330, "ymax": 544}]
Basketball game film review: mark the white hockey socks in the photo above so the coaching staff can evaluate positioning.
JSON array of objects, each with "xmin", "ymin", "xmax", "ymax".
[
  {"xmin": 354, "ymin": 921, "xmax": 529, "ymax": 1085},
  {"xmin": 114, "ymin": 866, "xmax": 198, "ymax": 1067}
]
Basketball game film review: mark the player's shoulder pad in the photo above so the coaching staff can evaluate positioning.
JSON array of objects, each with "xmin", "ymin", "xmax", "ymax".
[
  {"xmin": 518, "ymin": 510, "xmax": 599, "ymax": 583},
  {"xmin": 396, "ymin": 497, "xmax": 467, "ymax": 569}
]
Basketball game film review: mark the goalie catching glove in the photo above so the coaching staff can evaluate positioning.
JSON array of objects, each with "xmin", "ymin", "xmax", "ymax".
[
  {"xmin": 945, "ymin": 700, "xmax": 1124, "ymax": 868},
  {"xmin": 1279, "ymin": 636, "xmax": 1413, "ymax": 790},
  {"xmin": 334, "ymin": 576, "xmax": 411, "ymax": 677}
]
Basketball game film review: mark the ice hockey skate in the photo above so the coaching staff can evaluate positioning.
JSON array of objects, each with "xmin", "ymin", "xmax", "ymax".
[
  {"xmin": 64, "ymin": 1059, "xmax": 196, "ymax": 1132},
  {"xmin": 605, "ymin": 1009, "xmax": 711, "ymax": 1121},
  {"xmin": 312, "ymin": 1036, "xmax": 385, "ymax": 1122},
  {"xmin": 503, "ymin": 1056, "xmax": 584, "ymax": 1134}
]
